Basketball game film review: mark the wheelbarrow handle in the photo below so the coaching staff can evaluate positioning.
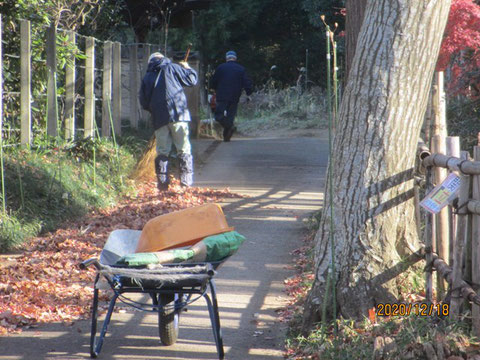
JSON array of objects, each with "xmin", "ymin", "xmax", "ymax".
[{"xmin": 80, "ymin": 258, "xmax": 101, "ymax": 270}]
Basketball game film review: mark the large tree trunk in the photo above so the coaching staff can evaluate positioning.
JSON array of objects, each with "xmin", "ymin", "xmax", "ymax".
[
  {"xmin": 345, "ymin": 0, "xmax": 367, "ymax": 80},
  {"xmin": 303, "ymin": 0, "xmax": 451, "ymax": 332}
]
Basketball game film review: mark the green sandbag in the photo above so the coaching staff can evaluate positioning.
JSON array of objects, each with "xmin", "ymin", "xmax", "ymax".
[
  {"xmin": 116, "ymin": 252, "xmax": 158, "ymax": 266},
  {"xmin": 203, "ymin": 231, "xmax": 246, "ymax": 261},
  {"xmin": 116, "ymin": 249, "xmax": 195, "ymax": 266}
]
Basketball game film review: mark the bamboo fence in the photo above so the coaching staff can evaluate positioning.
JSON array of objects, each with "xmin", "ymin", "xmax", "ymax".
[{"xmin": 417, "ymin": 72, "xmax": 480, "ymax": 336}]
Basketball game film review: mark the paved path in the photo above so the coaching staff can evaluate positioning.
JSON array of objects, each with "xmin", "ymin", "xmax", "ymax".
[{"xmin": 0, "ymin": 135, "xmax": 327, "ymax": 360}]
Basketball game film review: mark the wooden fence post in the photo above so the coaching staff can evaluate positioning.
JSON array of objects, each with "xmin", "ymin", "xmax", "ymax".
[
  {"xmin": 20, "ymin": 19, "xmax": 31, "ymax": 146},
  {"xmin": 472, "ymin": 145, "xmax": 480, "ymax": 335},
  {"xmin": 450, "ymin": 151, "xmax": 471, "ymax": 319},
  {"xmin": 64, "ymin": 30, "xmax": 76, "ymax": 140},
  {"xmin": 141, "ymin": 44, "xmax": 151, "ymax": 122},
  {"xmin": 112, "ymin": 42, "xmax": 122, "ymax": 136},
  {"xmin": 142, "ymin": 44, "xmax": 151, "ymax": 74},
  {"xmin": 432, "ymin": 135, "xmax": 449, "ymax": 298},
  {"xmin": 46, "ymin": 25, "xmax": 58, "ymax": 137},
  {"xmin": 184, "ymin": 58, "xmax": 200, "ymax": 138},
  {"xmin": 84, "ymin": 37, "xmax": 95, "ymax": 138},
  {"xmin": 129, "ymin": 44, "xmax": 139, "ymax": 129},
  {"xmin": 102, "ymin": 41, "xmax": 112, "ymax": 137}
]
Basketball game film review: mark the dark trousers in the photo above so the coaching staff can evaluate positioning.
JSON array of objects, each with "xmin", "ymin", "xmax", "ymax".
[{"xmin": 214, "ymin": 101, "xmax": 238, "ymax": 129}]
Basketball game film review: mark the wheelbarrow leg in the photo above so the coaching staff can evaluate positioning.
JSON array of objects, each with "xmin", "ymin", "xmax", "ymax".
[
  {"xmin": 90, "ymin": 278, "xmax": 119, "ymax": 358},
  {"xmin": 204, "ymin": 279, "xmax": 224, "ymax": 359}
]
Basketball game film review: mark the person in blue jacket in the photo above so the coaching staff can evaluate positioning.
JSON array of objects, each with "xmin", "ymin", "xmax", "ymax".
[
  {"xmin": 210, "ymin": 50, "xmax": 253, "ymax": 141},
  {"xmin": 139, "ymin": 52, "xmax": 198, "ymax": 190}
]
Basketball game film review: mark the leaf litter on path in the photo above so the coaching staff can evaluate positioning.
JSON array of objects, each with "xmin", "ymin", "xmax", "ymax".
[{"xmin": 0, "ymin": 180, "xmax": 245, "ymax": 334}]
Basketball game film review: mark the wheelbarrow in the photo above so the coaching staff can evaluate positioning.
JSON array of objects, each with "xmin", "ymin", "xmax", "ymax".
[{"xmin": 80, "ymin": 229, "xmax": 241, "ymax": 360}]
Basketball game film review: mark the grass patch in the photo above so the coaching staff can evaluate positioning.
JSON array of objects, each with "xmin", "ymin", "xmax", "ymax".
[
  {"xmin": 0, "ymin": 214, "xmax": 41, "ymax": 250},
  {"xmin": 0, "ymin": 135, "xmax": 144, "ymax": 252},
  {"xmin": 197, "ymin": 87, "xmax": 328, "ymax": 139},
  {"xmin": 236, "ymin": 87, "xmax": 328, "ymax": 134},
  {"xmin": 287, "ymin": 314, "xmax": 480, "ymax": 360}
]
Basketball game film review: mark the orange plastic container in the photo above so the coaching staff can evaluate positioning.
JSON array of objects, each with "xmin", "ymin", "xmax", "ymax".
[{"xmin": 135, "ymin": 203, "xmax": 234, "ymax": 253}]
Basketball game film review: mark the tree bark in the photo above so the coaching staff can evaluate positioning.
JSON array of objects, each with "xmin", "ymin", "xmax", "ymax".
[
  {"xmin": 303, "ymin": 0, "xmax": 451, "ymax": 332},
  {"xmin": 345, "ymin": 0, "xmax": 367, "ymax": 81}
]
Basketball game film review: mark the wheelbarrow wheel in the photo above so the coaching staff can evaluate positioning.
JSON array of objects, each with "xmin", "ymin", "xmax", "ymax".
[{"xmin": 158, "ymin": 294, "xmax": 179, "ymax": 345}]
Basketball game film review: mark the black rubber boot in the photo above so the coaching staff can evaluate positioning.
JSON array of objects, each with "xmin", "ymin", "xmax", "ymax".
[
  {"xmin": 179, "ymin": 153, "xmax": 194, "ymax": 187},
  {"xmin": 154, "ymin": 155, "xmax": 169, "ymax": 191},
  {"xmin": 223, "ymin": 127, "xmax": 229, "ymax": 141},
  {"xmin": 223, "ymin": 126, "xmax": 236, "ymax": 142}
]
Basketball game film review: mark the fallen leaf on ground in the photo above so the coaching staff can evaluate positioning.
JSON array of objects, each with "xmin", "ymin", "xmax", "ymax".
[{"xmin": 0, "ymin": 179, "xmax": 244, "ymax": 334}]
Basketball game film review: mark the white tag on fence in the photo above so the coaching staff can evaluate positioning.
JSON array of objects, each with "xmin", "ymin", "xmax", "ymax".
[{"xmin": 420, "ymin": 173, "xmax": 461, "ymax": 214}]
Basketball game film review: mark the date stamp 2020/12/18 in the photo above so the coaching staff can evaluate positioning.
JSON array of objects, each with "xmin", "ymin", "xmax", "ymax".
[{"xmin": 376, "ymin": 303, "xmax": 449, "ymax": 317}]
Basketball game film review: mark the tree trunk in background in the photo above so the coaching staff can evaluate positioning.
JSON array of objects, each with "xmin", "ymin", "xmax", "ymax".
[
  {"xmin": 345, "ymin": 0, "xmax": 367, "ymax": 80},
  {"xmin": 302, "ymin": 0, "xmax": 451, "ymax": 332}
]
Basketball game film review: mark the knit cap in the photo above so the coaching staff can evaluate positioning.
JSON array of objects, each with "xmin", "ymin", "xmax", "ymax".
[
  {"xmin": 148, "ymin": 52, "xmax": 164, "ymax": 63},
  {"xmin": 225, "ymin": 50, "xmax": 237, "ymax": 60}
]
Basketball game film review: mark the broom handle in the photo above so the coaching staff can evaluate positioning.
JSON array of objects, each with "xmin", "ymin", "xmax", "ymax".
[{"xmin": 184, "ymin": 43, "xmax": 192, "ymax": 62}]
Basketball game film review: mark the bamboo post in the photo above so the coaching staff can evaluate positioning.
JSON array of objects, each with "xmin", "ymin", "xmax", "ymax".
[
  {"xmin": 332, "ymin": 40, "xmax": 338, "ymax": 125},
  {"xmin": 112, "ymin": 42, "xmax": 122, "ymax": 136},
  {"xmin": 417, "ymin": 140, "xmax": 431, "ymax": 160},
  {"xmin": 417, "ymin": 140, "xmax": 430, "ymax": 242},
  {"xmin": 414, "ymin": 179, "xmax": 422, "ymax": 234},
  {"xmin": 64, "ymin": 30, "xmax": 76, "ymax": 140},
  {"xmin": 472, "ymin": 144, "xmax": 480, "ymax": 335},
  {"xmin": 450, "ymin": 151, "xmax": 471, "ymax": 319},
  {"xmin": 432, "ymin": 71, "xmax": 447, "ymax": 139},
  {"xmin": 468, "ymin": 200, "xmax": 480, "ymax": 214},
  {"xmin": 432, "ymin": 253, "xmax": 480, "ymax": 305},
  {"xmin": 446, "ymin": 136, "xmax": 461, "ymax": 265},
  {"xmin": 466, "ymin": 177, "xmax": 474, "ymax": 288},
  {"xmin": 129, "ymin": 44, "xmax": 139, "ymax": 129},
  {"xmin": 423, "ymin": 154, "xmax": 480, "ymax": 174},
  {"xmin": 432, "ymin": 135, "xmax": 449, "ymax": 298},
  {"xmin": 84, "ymin": 37, "xmax": 95, "ymax": 138},
  {"xmin": 20, "ymin": 20, "xmax": 31, "ymax": 146},
  {"xmin": 424, "ymin": 89, "xmax": 433, "ymax": 146},
  {"xmin": 446, "ymin": 136, "xmax": 461, "ymax": 163},
  {"xmin": 46, "ymin": 25, "xmax": 58, "ymax": 137},
  {"xmin": 425, "ymin": 166, "xmax": 435, "ymax": 303},
  {"xmin": 102, "ymin": 41, "xmax": 112, "ymax": 137},
  {"xmin": 0, "ymin": 15, "xmax": 5, "ymax": 213}
]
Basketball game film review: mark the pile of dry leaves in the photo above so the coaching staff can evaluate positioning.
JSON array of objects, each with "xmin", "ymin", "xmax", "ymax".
[{"xmin": 0, "ymin": 180, "xmax": 243, "ymax": 334}]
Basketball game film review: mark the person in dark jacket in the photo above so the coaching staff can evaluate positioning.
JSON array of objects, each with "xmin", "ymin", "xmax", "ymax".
[
  {"xmin": 139, "ymin": 52, "xmax": 198, "ymax": 190},
  {"xmin": 210, "ymin": 50, "xmax": 253, "ymax": 141}
]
